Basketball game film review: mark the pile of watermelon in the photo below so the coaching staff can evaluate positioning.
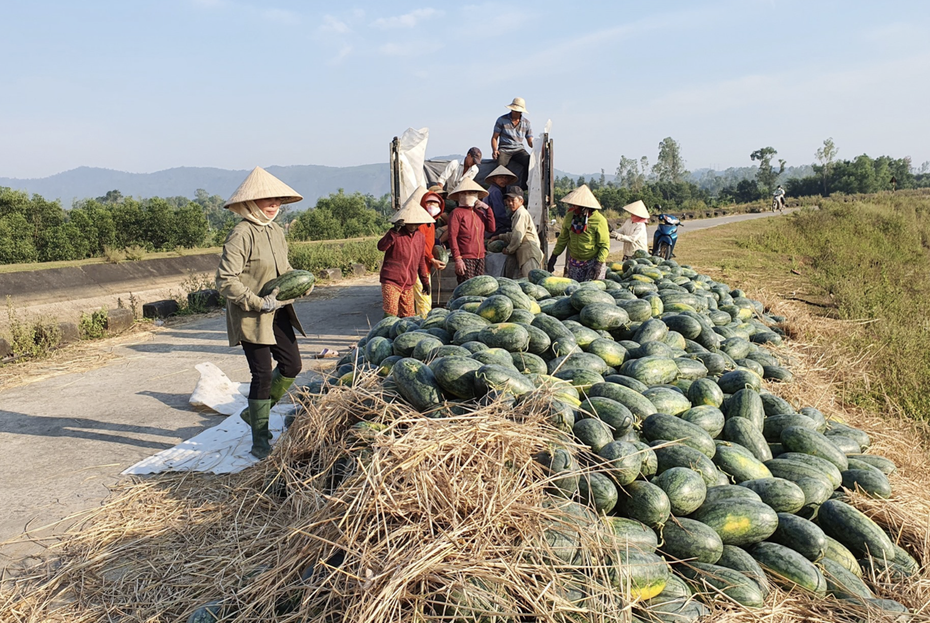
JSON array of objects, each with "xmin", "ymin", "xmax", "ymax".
[{"xmin": 326, "ymin": 251, "xmax": 916, "ymax": 620}]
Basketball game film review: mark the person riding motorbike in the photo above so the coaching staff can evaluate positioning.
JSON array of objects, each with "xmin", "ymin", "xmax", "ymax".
[{"xmin": 772, "ymin": 185, "xmax": 786, "ymax": 212}]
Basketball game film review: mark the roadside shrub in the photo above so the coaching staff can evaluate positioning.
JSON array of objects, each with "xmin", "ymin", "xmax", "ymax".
[
  {"xmin": 5, "ymin": 298, "xmax": 61, "ymax": 358},
  {"xmin": 125, "ymin": 245, "xmax": 146, "ymax": 261},
  {"xmin": 80, "ymin": 308, "xmax": 108, "ymax": 340},
  {"xmin": 103, "ymin": 246, "xmax": 127, "ymax": 264}
]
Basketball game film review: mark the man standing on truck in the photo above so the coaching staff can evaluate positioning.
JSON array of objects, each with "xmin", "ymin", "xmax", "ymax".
[
  {"xmin": 438, "ymin": 147, "xmax": 482, "ymax": 192},
  {"xmin": 491, "ymin": 97, "xmax": 533, "ymax": 189}
]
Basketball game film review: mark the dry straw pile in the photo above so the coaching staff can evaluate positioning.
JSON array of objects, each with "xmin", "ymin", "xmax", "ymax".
[{"xmin": 0, "ymin": 378, "xmax": 638, "ymax": 622}]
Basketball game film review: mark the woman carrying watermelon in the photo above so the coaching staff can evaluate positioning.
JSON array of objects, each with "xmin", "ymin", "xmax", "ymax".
[
  {"xmin": 546, "ymin": 184, "xmax": 610, "ymax": 282},
  {"xmin": 447, "ymin": 178, "xmax": 496, "ymax": 283},
  {"xmin": 413, "ymin": 189, "xmax": 447, "ymax": 318},
  {"xmin": 378, "ymin": 188, "xmax": 433, "ymax": 318},
  {"xmin": 216, "ymin": 167, "xmax": 312, "ymax": 460}
]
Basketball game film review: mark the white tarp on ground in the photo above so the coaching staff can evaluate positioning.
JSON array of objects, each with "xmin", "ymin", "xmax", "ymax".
[
  {"xmin": 122, "ymin": 362, "xmax": 290, "ymax": 475},
  {"xmin": 397, "ymin": 127, "xmax": 429, "ymax": 208}
]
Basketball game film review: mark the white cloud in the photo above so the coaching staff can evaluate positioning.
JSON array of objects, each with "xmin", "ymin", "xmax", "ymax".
[
  {"xmin": 317, "ymin": 14, "xmax": 350, "ymax": 34},
  {"xmin": 328, "ymin": 45, "xmax": 354, "ymax": 65},
  {"xmin": 372, "ymin": 8, "xmax": 441, "ymax": 30}
]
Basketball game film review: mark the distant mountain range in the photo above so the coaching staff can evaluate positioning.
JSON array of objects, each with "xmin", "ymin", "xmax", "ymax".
[
  {"xmin": 0, "ymin": 164, "xmax": 390, "ymax": 209},
  {"xmin": 1, "ymin": 160, "xmax": 815, "ymax": 208}
]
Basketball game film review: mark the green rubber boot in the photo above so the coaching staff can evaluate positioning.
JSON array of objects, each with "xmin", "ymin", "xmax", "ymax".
[
  {"xmin": 247, "ymin": 398, "xmax": 273, "ymax": 460},
  {"xmin": 269, "ymin": 368, "xmax": 297, "ymax": 404}
]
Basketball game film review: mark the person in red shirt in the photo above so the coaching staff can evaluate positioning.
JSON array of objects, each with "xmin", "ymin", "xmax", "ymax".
[
  {"xmin": 378, "ymin": 188, "xmax": 433, "ymax": 317},
  {"xmin": 447, "ymin": 178, "xmax": 495, "ymax": 283},
  {"xmin": 414, "ymin": 190, "xmax": 447, "ymax": 317}
]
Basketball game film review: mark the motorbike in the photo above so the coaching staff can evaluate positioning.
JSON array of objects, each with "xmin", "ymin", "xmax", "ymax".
[
  {"xmin": 652, "ymin": 214, "xmax": 682, "ymax": 260},
  {"xmin": 772, "ymin": 194, "xmax": 786, "ymax": 213}
]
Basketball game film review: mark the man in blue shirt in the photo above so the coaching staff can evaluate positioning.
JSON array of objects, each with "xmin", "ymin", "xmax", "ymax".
[{"xmin": 491, "ymin": 97, "xmax": 534, "ymax": 189}]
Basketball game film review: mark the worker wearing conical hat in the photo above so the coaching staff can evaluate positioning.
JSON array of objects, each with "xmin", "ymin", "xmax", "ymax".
[
  {"xmin": 216, "ymin": 166, "xmax": 310, "ymax": 460},
  {"xmin": 378, "ymin": 187, "xmax": 434, "ymax": 318},
  {"xmin": 612, "ymin": 200, "xmax": 650, "ymax": 259},
  {"xmin": 546, "ymin": 184, "xmax": 611, "ymax": 282},
  {"xmin": 447, "ymin": 178, "xmax": 495, "ymax": 283},
  {"xmin": 484, "ymin": 164, "xmax": 519, "ymax": 235}
]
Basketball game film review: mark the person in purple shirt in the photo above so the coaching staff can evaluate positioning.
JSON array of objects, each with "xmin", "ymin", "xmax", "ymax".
[
  {"xmin": 483, "ymin": 165, "xmax": 518, "ymax": 236},
  {"xmin": 491, "ymin": 97, "xmax": 534, "ymax": 188}
]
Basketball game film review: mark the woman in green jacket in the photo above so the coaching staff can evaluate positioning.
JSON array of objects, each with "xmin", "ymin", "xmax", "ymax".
[
  {"xmin": 546, "ymin": 185, "xmax": 610, "ymax": 282},
  {"xmin": 216, "ymin": 167, "xmax": 308, "ymax": 459}
]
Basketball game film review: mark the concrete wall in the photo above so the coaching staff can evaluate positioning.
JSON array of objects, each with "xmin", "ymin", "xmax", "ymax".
[{"xmin": 1, "ymin": 253, "xmax": 221, "ymax": 307}]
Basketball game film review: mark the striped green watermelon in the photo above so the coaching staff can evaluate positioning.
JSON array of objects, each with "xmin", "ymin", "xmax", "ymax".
[
  {"xmin": 660, "ymin": 517, "xmax": 723, "ymax": 564},
  {"xmin": 259, "ymin": 270, "xmax": 315, "ymax": 299},
  {"xmin": 652, "ymin": 466, "xmax": 707, "ymax": 516}
]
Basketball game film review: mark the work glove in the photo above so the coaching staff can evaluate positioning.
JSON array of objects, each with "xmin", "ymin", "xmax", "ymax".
[
  {"xmin": 260, "ymin": 288, "xmax": 283, "ymax": 312},
  {"xmin": 592, "ymin": 262, "xmax": 607, "ymax": 280},
  {"xmin": 259, "ymin": 288, "xmax": 295, "ymax": 312},
  {"xmin": 454, "ymin": 258, "xmax": 466, "ymax": 276},
  {"xmin": 546, "ymin": 255, "xmax": 558, "ymax": 273},
  {"xmin": 421, "ymin": 277, "xmax": 431, "ymax": 297}
]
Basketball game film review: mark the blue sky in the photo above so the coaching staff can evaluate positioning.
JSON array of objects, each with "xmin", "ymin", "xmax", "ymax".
[{"xmin": 2, "ymin": 0, "xmax": 928, "ymax": 179}]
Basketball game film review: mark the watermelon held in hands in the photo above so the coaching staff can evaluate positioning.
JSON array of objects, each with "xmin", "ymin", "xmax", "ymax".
[
  {"xmin": 433, "ymin": 244, "xmax": 451, "ymax": 264},
  {"xmin": 259, "ymin": 270, "xmax": 316, "ymax": 300},
  {"xmin": 487, "ymin": 239, "xmax": 507, "ymax": 253}
]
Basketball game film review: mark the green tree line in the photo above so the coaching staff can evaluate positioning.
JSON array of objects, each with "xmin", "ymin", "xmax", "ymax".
[{"xmin": 0, "ymin": 185, "xmax": 393, "ymax": 265}]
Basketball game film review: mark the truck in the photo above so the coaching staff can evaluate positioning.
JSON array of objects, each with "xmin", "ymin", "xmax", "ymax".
[{"xmin": 389, "ymin": 125, "xmax": 555, "ymax": 306}]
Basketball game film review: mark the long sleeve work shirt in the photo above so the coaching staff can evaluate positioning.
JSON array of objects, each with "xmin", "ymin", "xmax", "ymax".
[
  {"xmin": 448, "ymin": 205, "xmax": 495, "ymax": 261},
  {"xmin": 378, "ymin": 228, "xmax": 429, "ymax": 290}
]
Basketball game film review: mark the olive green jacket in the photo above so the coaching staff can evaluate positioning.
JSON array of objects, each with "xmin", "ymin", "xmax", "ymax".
[
  {"xmin": 552, "ymin": 210, "xmax": 610, "ymax": 263},
  {"xmin": 216, "ymin": 220, "xmax": 305, "ymax": 347}
]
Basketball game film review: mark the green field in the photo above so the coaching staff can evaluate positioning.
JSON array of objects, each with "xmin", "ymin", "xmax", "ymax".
[{"xmin": 677, "ymin": 189, "xmax": 930, "ymax": 420}]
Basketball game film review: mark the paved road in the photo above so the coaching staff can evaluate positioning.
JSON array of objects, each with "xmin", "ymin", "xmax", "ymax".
[
  {"xmin": 0, "ymin": 208, "xmax": 788, "ymax": 569},
  {"xmin": 551, "ymin": 208, "xmax": 788, "ymax": 270}
]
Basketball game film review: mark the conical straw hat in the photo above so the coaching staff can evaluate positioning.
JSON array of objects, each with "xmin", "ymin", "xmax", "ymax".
[
  {"xmin": 485, "ymin": 165, "xmax": 518, "ymax": 182},
  {"xmin": 448, "ymin": 177, "xmax": 490, "ymax": 201},
  {"xmin": 224, "ymin": 166, "xmax": 303, "ymax": 208},
  {"xmin": 560, "ymin": 184, "xmax": 601, "ymax": 210},
  {"xmin": 393, "ymin": 187, "xmax": 434, "ymax": 224},
  {"xmin": 621, "ymin": 200, "xmax": 649, "ymax": 219}
]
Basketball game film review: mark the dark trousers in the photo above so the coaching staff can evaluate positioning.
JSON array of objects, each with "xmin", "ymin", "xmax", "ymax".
[
  {"xmin": 241, "ymin": 309, "xmax": 302, "ymax": 400},
  {"xmin": 498, "ymin": 149, "xmax": 531, "ymax": 189}
]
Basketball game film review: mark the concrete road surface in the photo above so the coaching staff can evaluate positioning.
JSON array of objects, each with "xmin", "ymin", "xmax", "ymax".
[{"xmin": 0, "ymin": 208, "xmax": 789, "ymax": 569}]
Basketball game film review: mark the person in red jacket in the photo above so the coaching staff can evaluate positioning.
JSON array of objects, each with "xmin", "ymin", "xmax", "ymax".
[
  {"xmin": 378, "ymin": 188, "xmax": 433, "ymax": 317},
  {"xmin": 447, "ymin": 178, "xmax": 495, "ymax": 283},
  {"xmin": 414, "ymin": 189, "xmax": 447, "ymax": 317}
]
